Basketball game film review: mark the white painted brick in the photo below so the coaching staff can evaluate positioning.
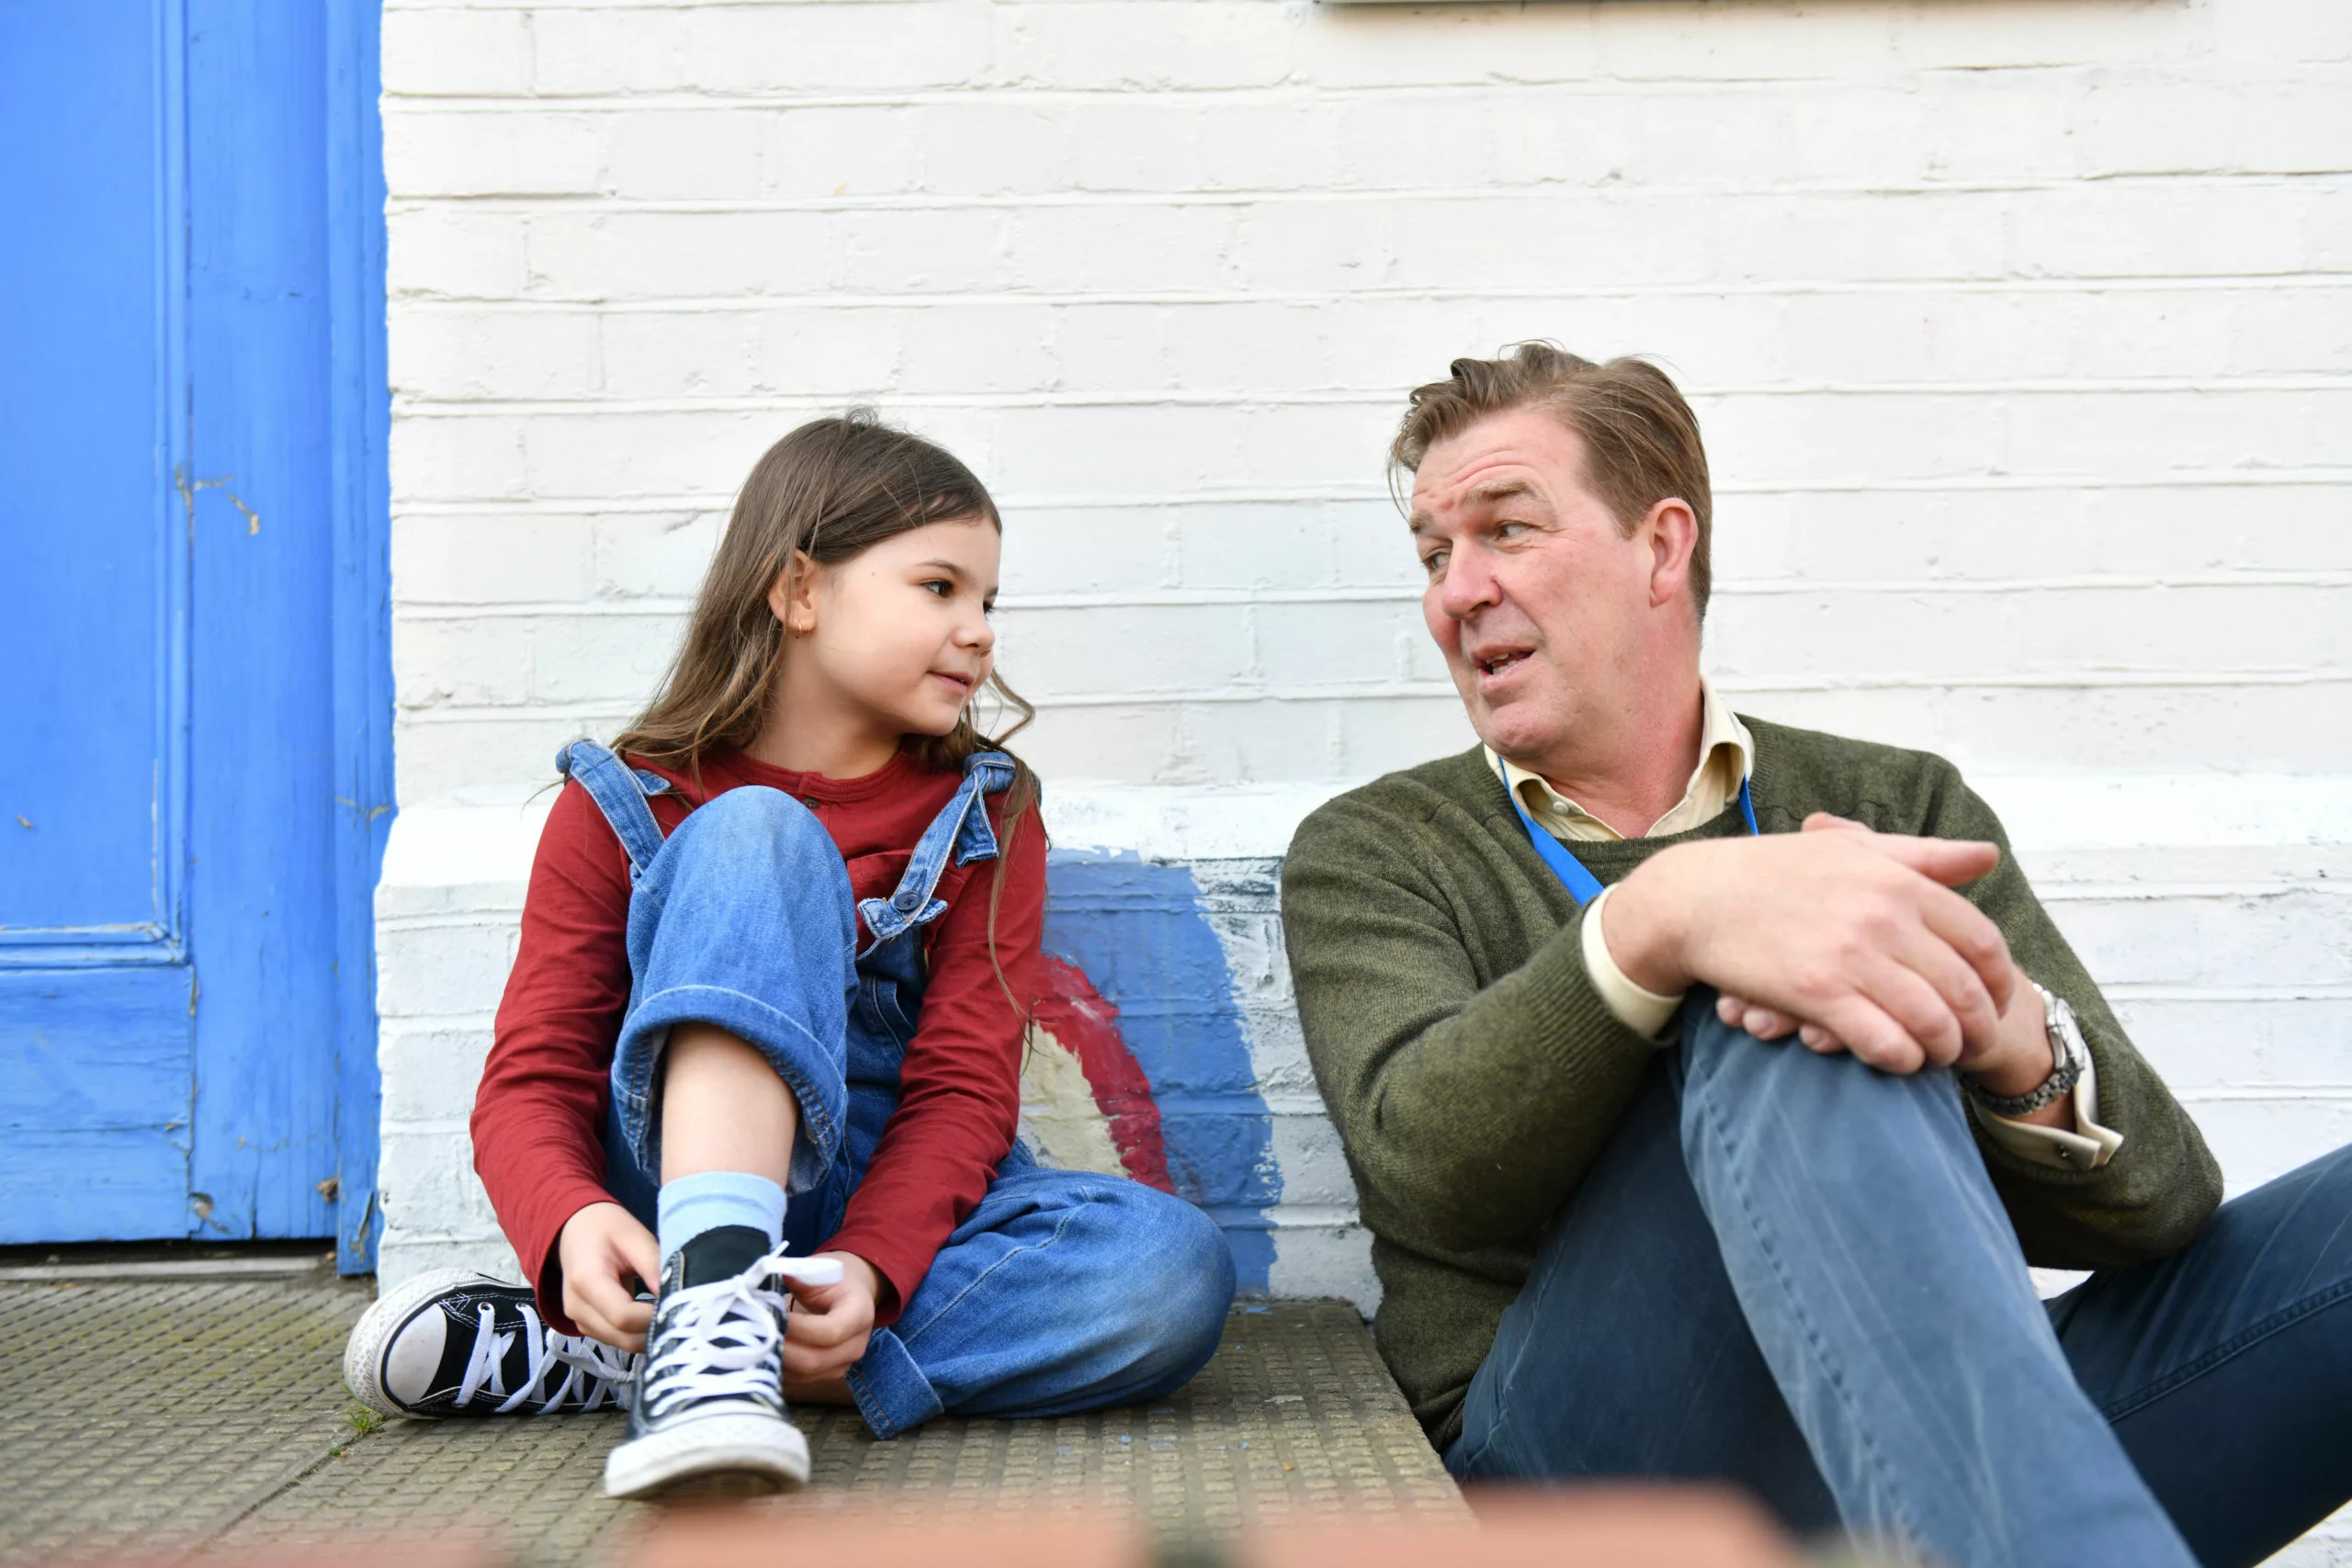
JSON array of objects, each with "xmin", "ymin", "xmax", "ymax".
[
  {"xmin": 992, "ymin": 4, "xmax": 1300, "ymax": 92},
  {"xmin": 391, "ymin": 412, "xmax": 527, "ymax": 504},
  {"xmin": 380, "ymin": 6, "xmax": 532, "ymax": 99},
  {"xmin": 996, "ymin": 508, "xmax": 1180, "ymax": 599},
  {"xmin": 378, "ymin": 918, "xmax": 520, "ymax": 1021},
  {"xmin": 379, "ymin": 1127, "xmax": 503, "ymax": 1240},
  {"xmin": 831, "ymin": 207, "xmax": 1023, "ymax": 297},
  {"xmin": 524, "ymin": 8, "xmax": 695, "ymax": 98},
  {"xmin": 1171, "ymin": 504, "xmax": 1346, "ymax": 592},
  {"xmin": 2075, "ymin": 72, "xmax": 2352, "ymax": 180},
  {"xmin": 997, "ymin": 604, "xmax": 1259, "ymax": 698},
  {"xmin": 896, "ymin": 306, "xmax": 1059, "ymax": 398},
  {"xmin": 2007, "ymin": 176, "xmax": 2330, "ymax": 280},
  {"xmin": 593, "ymin": 512, "xmax": 728, "ymax": 600},
  {"xmin": 393, "ymin": 308, "xmax": 602, "ymax": 402},
  {"xmin": 385, "ymin": 110, "xmax": 607, "ymax": 200},
  {"xmin": 379, "ymin": 1022, "xmax": 494, "ymax": 1126},
  {"xmin": 597, "ymin": 310, "xmax": 768, "ymax": 400},
  {"xmin": 689, "ymin": 4, "xmax": 992, "ymax": 96},
  {"xmin": 601, "ymin": 110, "xmax": 765, "ymax": 205},
  {"xmin": 2182, "ymin": 1097, "xmax": 2352, "ymax": 1196},
  {"xmin": 1332, "ymin": 694, "xmax": 1482, "ymax": 779},
  {"xmin": 2210, "ymin": 1, "xmax": 2352, "ymax": 64},
  {"xmin": 527, "ymin": 612, "xmax": 686, "ymax": 707},
  {"xmin": 1257, "ymin": 601, "xmax": 1430, "ymax": 688},
  {"xmin": 763, "ymin": 106, "xmax": 933, "ymax": 202},
  {"xmin": 1882, "ymin": 5, "xmax": 2210, "ymax": 73},
  {"xmin": 520, "ymin": 209, "xmax": 839, "ymax": 301},
  {"xmin": 1298, "ymin": 7, "xmax": 1600, "ymax": 92},
  {"xmin": 391, "ymin": 513, "xmax": 597, "ymax": 606},
  {"xmin": 917, "ymin": 100, "xmax": 1077, "ymax": 201},
  {"xmin": 396, "ymin": 714, "xmax": 606, "ymax": 806},
  {"xmin": 385, "ymin": 209, "xmax": 528, "ymax": 301},
  {"xmin": 394, "ymin": 615, "xmax": 534, "ymax": 711},
  {"xmin": 1162, "ymin": 700, "xmax": 1356, "ymax": 784},
  {"xmin": 2046, "ymin": 887, "xmax": 2352, "ymax": 990},
  {"xmin": 2110, "ymin": 999, "xmax": 2352, "ymax": 1096},
  {"xmin": 1705, "ymin": 583, "xmax": 2352, "ymax": 687},
  {"xmin": 1013, "ymin": 703, "xmax": 1188, "ymax": 784},
  {"xmin": 1731, "ymin": 683, "xmax": 2352, "ymax": 776}
]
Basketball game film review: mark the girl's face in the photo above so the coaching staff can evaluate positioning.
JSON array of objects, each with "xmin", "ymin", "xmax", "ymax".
[{"xmin": 774, "ymin": 516, "xmax": 1001, "ymax": 747}]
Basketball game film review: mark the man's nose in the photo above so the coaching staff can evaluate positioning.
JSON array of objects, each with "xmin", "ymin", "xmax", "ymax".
[{"xmin": 1438, "ymin": 547, "xmax": 1501, "ymax": 619}]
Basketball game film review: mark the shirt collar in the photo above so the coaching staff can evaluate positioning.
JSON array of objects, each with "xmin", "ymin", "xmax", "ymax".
[{"xmin": 1484, "ymin": 678, "xmax": 1754, "ymax": 843}]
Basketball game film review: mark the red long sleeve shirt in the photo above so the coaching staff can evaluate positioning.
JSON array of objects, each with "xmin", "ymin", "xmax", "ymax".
[{"xmin": 469, "ymin": 747, "xmax": 1045, "ymax": 1331}]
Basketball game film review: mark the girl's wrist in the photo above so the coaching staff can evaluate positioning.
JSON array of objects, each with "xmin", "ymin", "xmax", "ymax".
[{"xmin": 825, "ymin": 1249, "xmax": 883, "ymax": 1301}]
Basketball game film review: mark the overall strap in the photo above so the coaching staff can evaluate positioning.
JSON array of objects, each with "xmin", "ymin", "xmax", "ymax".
[
  {"xmin": 857, "ymin": 750, "xmax": 1017, "ymax": 955},
  {"xmin": 555, "ymin": 740, "xmax": 673, "ymax": 884}
]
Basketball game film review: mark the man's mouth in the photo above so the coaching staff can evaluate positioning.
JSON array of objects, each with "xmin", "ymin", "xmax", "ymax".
[{"xmin": 1473, "ymin": 650, "xmax": 1532, "ymax": 679}]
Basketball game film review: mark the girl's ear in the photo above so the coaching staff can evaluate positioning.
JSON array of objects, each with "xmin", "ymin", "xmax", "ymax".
[{"xmin": 767, "ymin": 550, "xmax": 820, "ymax": 636}]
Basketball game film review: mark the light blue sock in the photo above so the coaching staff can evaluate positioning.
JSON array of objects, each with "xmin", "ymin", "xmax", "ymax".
[{"xmin": 655, "ymin": 1170, "xmax": 786, "ymax": 1268}]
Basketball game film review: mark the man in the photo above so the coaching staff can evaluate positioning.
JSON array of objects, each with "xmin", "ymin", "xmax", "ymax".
[{"xmin": 1280, "ymin": 344, "xmax": 2352, "ymax": 1568}]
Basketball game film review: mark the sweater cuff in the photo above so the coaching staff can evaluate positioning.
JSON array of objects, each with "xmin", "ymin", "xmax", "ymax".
[{"xmin": 1580, "ymin": 886, "xmax": 1687, "ymax": 1038}]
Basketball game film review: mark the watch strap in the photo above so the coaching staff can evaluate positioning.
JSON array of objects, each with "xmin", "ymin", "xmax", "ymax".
[{"xmin": 1962, "ymin": 984, "xmax": 2086, "ymax": 1119}]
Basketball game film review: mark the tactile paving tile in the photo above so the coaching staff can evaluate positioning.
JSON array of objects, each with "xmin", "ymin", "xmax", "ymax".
[
  {"xmin": 1, "ymin": 1278, "xmax": 1459, "ymax": 1566},
  {"xmin": 0, "ymin": 1272, "xmax": 375, "ymax": 1560}
]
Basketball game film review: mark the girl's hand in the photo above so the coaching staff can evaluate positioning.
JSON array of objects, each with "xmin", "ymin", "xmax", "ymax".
[
  {"xmin": 557, "ymin": 1201, "xmax": 660, "ymax": 1353},
  {"xmin": 783, "ymin": 1250, "xmax": 880, "ymax": 1393}
]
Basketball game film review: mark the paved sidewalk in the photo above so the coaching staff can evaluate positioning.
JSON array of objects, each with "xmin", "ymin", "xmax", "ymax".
[{"xmin": 0, "ymin": 1263, "xmax": 1462, "ymax": 1564}]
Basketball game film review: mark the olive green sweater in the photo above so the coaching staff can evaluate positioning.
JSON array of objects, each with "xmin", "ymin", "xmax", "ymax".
[{"xmin": 1278, "ymin": 717, "xmax": 2222, "ymax": 1450}]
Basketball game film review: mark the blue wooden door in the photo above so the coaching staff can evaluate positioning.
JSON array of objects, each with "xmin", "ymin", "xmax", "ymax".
[{"xmin": 0, "ymin": 1, "xmax": 390, "ymax": 1269}]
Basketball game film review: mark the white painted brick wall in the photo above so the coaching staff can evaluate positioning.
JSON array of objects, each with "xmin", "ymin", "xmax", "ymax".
[{"xmin": 380, "ymin": 2, "xmax": 2351, "ymax": 1551}]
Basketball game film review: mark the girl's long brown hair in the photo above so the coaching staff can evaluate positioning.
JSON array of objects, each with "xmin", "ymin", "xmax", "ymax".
[{"xmin": 611, "ymin": 411, "xmax": 1042, "ymax": 1006}]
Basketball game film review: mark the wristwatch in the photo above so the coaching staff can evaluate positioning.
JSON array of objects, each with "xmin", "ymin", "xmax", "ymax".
[{"xmin": 1962, "ymin": 982, "xmax": 2086, "ymax": 1118}]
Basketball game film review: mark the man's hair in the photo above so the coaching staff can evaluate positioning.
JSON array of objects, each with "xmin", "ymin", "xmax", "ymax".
[{"xmin": 1391, "ymin": 343, "xmax": 1713, "ymax": 619}]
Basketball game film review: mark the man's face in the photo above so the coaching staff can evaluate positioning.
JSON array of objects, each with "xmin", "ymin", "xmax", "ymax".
[{"xmin": 1409, "ymin": 406, "xmax": 1657, "ymax": 764}]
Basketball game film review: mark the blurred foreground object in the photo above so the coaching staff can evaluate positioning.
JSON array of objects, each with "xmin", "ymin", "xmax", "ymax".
[{"xmin": 632, "ymin": 1491, "xmax": 1808, "ymax": 1568}]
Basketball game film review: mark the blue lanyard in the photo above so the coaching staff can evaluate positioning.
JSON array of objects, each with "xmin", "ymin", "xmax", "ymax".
[{"xmin": 1498, "ymin": 755, "xmax": 1759, "ymax": 907}]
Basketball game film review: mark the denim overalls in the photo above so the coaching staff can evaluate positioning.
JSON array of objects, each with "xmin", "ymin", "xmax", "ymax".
[{"xmin": 550, "ymin": 740, "xmax": 1233, "ymax": 1437}]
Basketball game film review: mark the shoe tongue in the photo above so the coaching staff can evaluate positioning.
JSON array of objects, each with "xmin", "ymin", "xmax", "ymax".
[{"xmin": 674, "ymin": 1224, "xmax": 774, "ymax": 1289}]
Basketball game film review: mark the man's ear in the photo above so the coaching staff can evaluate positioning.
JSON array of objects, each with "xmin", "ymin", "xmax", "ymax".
[
  {"xmin": 1641, "ymin": 498, "xmax": 1699, "ymax": 612},
  {"xmin": 767, "ymin": 549, "xmax": 821, "ymax": 635}
]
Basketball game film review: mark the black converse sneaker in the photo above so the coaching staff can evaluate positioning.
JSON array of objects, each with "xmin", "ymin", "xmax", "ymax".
[
  {"xmin": 601, "ymin": 1227, "xmax": 842, "ymax": 1501},
  {"xmin": 345, "ymin": 1269, "xmax": 639, "ymax": 1420}
]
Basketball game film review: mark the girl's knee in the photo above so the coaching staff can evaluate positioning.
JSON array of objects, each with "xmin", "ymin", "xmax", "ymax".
[
  {"xmin": 1097, "ymin": 1188, "xmax": 1234, "ymax": 1381},
  {"xmin": 684, "ymin": 784, "xmax": 818, "ymax": 841},
  {"xmin": 665, "ymin": 785, "xmax": 837, "ymax": 876}
]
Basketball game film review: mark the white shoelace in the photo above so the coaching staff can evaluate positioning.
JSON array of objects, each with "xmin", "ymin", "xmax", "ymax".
[
  {"xmin": 639, "ymin": 1245, "xmax": 844, "ymax": 1423},
  {"xmin": 457, "ymin": 1302, "xmax": 639, "ymax": 1415}
]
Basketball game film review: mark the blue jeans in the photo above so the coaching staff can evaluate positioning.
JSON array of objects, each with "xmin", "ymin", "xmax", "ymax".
[
  {"xmin": 558, "ymin": 746, "xmax": 1237, "ymax": 1439},
  {"xmin": 1450, "ymin": 998, "xmax": 2352, "ymax": 1568}
]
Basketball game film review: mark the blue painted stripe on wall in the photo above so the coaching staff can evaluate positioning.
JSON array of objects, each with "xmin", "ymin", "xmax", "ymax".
[{"xmin": 1042, "ymin": 851, "xmax": 1281, "ymax": 1292}]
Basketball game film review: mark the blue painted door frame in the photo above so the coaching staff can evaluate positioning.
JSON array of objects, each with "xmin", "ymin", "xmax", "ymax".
[{"xmin": 0, "ymin": 2, "xmax": 391, "ymax": 1271}]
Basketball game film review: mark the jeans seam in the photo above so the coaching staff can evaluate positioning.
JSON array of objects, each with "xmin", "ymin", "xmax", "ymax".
[
  {"xmin": 896, "ymin": 1185, "xmax": 1097, "ymax": 1354},
  {"xmin": 1691, "ymin": 1077, "xmax": 1927, "ymax": 1548},
  {"xmin": 844, "ymin": 1347, "xmax": 912, "ymax": 1439},
  {"xmin": 2097, "ymin": 1276, "xmax": 2352, "ymax": 1425}
]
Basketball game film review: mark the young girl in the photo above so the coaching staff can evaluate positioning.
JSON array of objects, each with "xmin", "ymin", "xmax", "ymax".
[{"xmin": 345, "ymin": 414, "xmax": 1236, "ymax": 1498}]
